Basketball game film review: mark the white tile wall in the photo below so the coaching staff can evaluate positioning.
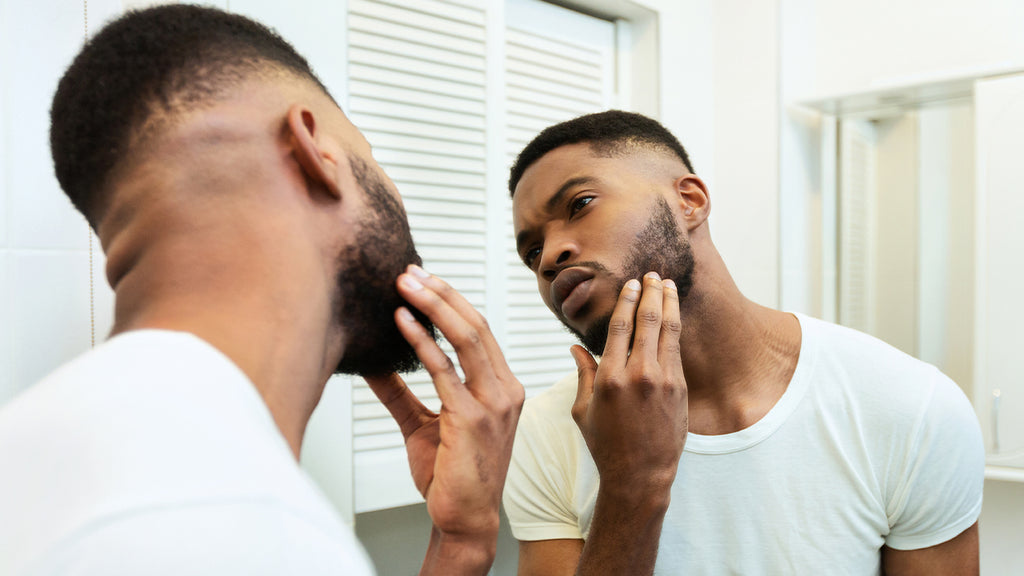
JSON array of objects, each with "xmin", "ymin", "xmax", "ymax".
[
  {"xmin": 0, "ymin": 1, "xmax": 122, "ymax": 405},
  {"xmin": 4, "ymin": 1, "xmax": 90, "ymax": 250},
  {"xmin": 10, "ymin": 250, "xmax": 95, "ymax": 391},
  {"xmin": 0, "ymin": 1, "xmax": 9, "ymax": 250},
  {"xmin": 0, "ymin": 251, "xmax": 12, "ymax": 404}
]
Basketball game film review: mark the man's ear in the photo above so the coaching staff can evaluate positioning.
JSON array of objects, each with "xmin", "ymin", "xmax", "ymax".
[
  {"xmin": 287, "ymin": 104, "xmax": 342, "ymax": 200},
  {"xmin": 676, "ymin": 175, "xmax": 710, "ymax": 230}
]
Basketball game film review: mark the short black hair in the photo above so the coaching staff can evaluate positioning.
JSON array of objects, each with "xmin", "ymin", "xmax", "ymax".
[
  {"xmin": 50, "ymin": 4, "xmax": 333, "ymax": 231},
  {"xmin": 508, "ymin": 110, "xmax": 695, "ymax": 195}
]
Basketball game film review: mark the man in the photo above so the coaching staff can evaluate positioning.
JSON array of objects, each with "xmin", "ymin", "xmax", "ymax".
[
  {"xmin": 0, "ymin": 5, "xmax": 523, "ymax": 575},
  {"xmin": 503, "ymin": 110, "xmax": 984, "ymax": 575}
]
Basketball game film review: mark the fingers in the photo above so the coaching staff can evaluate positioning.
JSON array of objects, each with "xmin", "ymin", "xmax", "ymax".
[
  {"xmin": 364, "ymin": 372, "xmax": 436, "ymax": 439},
  {"xmin": 408, "ymin": 266, "xmax": 502, "ymax": 357},
  {"xmin": 658, "ymin": 279, "xmax": 684, "ymax": 370},
  {"xmin": 396, "ymin": 265, "xmax": 511, "ymax": 387},
  {"xmin": 570, "ymin": 345, "xmax": 597, "ymax": 425},
  {"xmin": 631, "ymin": 272, "xmax": 665, "ymax": 363},
  {"xmin": 393, "ymin": 305, "xmax": 463, "ymax": 404},
  {"xmin": 601, "ymin": 278, "xmax": 642, "ymax": 362}
]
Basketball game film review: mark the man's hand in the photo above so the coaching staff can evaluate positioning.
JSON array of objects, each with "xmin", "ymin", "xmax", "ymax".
[
  {"xmin": 561, "ymin": 271, "xmax": 687, "ymax": 575},
  {"xmin": 364, "ymin": 265, "xmax": 524, "ymax": 575},
  {"xmin": 572, "ymin": 271, "xmax": 688, "ymax": 496}
]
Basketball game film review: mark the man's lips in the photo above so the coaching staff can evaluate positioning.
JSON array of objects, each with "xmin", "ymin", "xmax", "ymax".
[{"xmin": 550, "ymin": 267, "xmax": 596, "ymax": 320}]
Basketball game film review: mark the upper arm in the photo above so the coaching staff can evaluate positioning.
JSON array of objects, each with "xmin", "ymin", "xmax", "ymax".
[
  {"xmin": 517, "ymin": 539, "xmax": 583, "ymax": 576},
  {"xmin": 885, "ymin": 372, "xmax": 984, "ymax": 551},
  {"xmin": 882, "ymin": 522, "xmax": 978, "ymax": 576}
]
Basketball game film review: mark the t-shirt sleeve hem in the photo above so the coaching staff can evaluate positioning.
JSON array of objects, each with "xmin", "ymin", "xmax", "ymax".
[
  {"xmin": 510, "ymin": 523, "xmax": 583, "ymax": 543},
  {"xmin": 884, "ymin": 499, "xmax": 982, "ymax": 551}
]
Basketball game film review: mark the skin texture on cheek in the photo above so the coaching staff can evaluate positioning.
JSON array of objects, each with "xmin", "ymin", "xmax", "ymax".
[{"xmin": 570, "ymin": 196, "xmax": 694, "ymax": 356}]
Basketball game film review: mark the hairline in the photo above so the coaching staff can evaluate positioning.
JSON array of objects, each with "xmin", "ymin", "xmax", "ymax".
[
  {"xmin": 95, "ymin": 65, "xmax": 334, "ymax": 226},
  {"xmin": 510, "ymin": 138, "xmax": 688, "ymax": 197}
]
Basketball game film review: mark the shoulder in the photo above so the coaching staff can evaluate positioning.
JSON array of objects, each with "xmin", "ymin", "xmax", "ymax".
[
  {"xmin": 36, "ymin": 502, "xmax": 373, "ymax": 576},
  {"xmin": 0, "ymin": 329, "xmax": 253, "ymax": 451},
  {"xmin": 504, "ymin": 371, "xmax": 587, "ymax": 541},
  {"xmin": 794, "ymin": 316, "xmax": 984, "ymax": 546},
  {"xmin": 797, "ymin": 315, "xmax": 961, "ymax": 421},
  {"xmin": 521, "ymin": 370, "xmax": 579, "ymax": 427},
  {"xmin": 513, "ymin": 370, "xmax": 582, "ymax": 465}
]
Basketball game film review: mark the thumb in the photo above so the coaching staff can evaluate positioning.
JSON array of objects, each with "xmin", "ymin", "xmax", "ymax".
[{"xmin": 569, "ymin": 345, "xmax": 597, "ymax": 425}]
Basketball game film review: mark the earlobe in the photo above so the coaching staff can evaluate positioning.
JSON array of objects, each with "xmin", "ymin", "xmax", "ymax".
[
  {"xmin": 676, "ymin": 175, "xmax": 710, "ymax": 230},
  {"xmin": 287, "ymin": 104, "xmax": 342, "ymax": 200}
]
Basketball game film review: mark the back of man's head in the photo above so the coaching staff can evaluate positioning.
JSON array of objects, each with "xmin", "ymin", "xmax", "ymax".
[
  {"xmin": 50, "ymin": 4, "xmax": 332, "ymax": 231},
  {"xmin": 507, "ymin": 109, "xmax": 695, "ymax": 196}
]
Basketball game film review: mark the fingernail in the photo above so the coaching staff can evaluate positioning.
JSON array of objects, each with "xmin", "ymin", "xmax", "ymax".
[
  {"xmin": 397, "ymin": 307, "xmax": 415, "ymax": 322},
  {"xmin": 408, "ymin": 264, "xmax": 430, "ymax": 279},
  {"xmin": 645, "ymin": 271, "xmax": 661, "ymax": 281},
  {"xmin": 400, "ymin": 275, "xmax": 423, "ymax": 291},
  {"xmin": 626, "ymin": 279, "xmax": 641, "ymax": 291},
  {"xmin": 665, "ymin": 279, "xmax": 677, "ymax": 291}
]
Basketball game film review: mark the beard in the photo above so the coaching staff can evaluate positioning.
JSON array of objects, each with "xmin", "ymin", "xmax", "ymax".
[
  {"xmin": 569, "ymin": 196, "xmax": 694, "ymax": 356},
  {"xmin": 332, "ymin": 155, "xmax": 437, "ymax": 376}
]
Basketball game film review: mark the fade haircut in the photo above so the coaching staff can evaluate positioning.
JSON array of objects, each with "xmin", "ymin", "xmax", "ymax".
[
  {"xmin": 508, "ymin": 110, "xmax": 695, "ymax": 196},
  {"xmin": 50, "ymin": 4, "xmax": 333, "ymax": 231}
]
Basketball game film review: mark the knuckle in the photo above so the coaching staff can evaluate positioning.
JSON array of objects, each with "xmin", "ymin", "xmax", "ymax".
[
  {"xmin": 595, "ymin": 376, "xmax": 625, "ymax": 398},
  {"xmin": 608, "ymin": 318, "xmax": 632, "ymax": 335},
  {"xmin": 431, "ymin": 353, "xmax": 456, "ymax": 375},
  {"xmin": 454, "ymin": 327, "xmax": 483, "ymax": 347},
  {"xmin": 474, "ymin": 313, "xmax": 490, "ymax": 331},
  {"xmin": 662, "ymin": 318, "xmax": 682, "ymax": 334},
  {"xmin": 635, "ymin": 373, "xmax": 657, "ymax": 398},
  {"xmin": 497, "ymin": 382, "xmax": 526, "ymax": 413},
  {"xmin": 638, "ymin": 309, "xmax": 661, "ymax": 326}
]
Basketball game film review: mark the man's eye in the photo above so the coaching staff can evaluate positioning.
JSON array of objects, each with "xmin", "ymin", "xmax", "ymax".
[
  {"xmin": 524, "ymin": 248, "xmax": 541, "ymax": 268},
  {"xmin": 570, "ymin": 196, "xmax": 593, "ymax": 216}
]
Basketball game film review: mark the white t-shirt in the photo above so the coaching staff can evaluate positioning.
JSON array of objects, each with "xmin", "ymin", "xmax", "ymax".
[
  {"xmin": 503, "ymin": 314, "xmax": 984, "ymax": 575},
  {"xmin": 0, "ymin": 330, "xmax": 373, "ymax": 576}
]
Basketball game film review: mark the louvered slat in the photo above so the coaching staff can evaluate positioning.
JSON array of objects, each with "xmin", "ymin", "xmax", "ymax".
[
  {"xmin": 502, "ymin": 4, "xmax": 616, "ymax": 401},
  {"xmin": 349, "ymin": 0, "xmax": 488, "ymax": 513}
]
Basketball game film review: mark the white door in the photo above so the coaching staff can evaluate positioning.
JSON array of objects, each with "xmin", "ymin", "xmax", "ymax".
[{"xmin": 974, "ymin": 73, "xmax": 1024, "ymax": 469}]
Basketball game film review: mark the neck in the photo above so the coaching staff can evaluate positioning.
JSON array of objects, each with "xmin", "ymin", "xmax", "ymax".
[
  {"xmin": 105, "ymin": 206, "xmax": 341, "ymax": 459},
  {"xmin": 677, "ymin": 241, "xmax": 801, "ymax": 435}
]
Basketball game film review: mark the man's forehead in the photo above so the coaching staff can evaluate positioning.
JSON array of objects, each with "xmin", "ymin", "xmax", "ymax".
[
  {"xmin": 511, "ymin": 144, "xmax": 604, "ymax": 236},
  {"xmin": 512, "ymin": 142, "xmax": 654, "ymax": 211},
  {"xmin": 514, "ymin": 144, "xmax": 601, "ymax": 199}
]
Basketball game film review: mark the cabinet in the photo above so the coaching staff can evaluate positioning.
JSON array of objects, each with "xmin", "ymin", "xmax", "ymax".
[{"xmin": 974, "ymin": 73, "xmax": 1024, "ymax": 476}]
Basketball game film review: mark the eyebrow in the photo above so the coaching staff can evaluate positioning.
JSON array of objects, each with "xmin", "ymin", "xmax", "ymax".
[{"xmin": 516, "ymin": 176, "xmax": 597, "ymax": 253}]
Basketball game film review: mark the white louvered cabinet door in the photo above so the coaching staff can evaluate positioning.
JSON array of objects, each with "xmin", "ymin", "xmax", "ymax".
[
  {"xmin": 347, "ymin": 0, "xmax": 620, "ymax": 513},
  {"xmin": 502, "ymin": 0, "xmax": 617, "ymax": 399},
  {"xmin": 347, "ymin": 0, "xmax": 489, "ymax": 513}
]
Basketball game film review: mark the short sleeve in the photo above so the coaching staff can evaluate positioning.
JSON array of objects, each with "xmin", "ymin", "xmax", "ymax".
[
  {"xmin": 884, "ymin": 369, "xmax": 985, "ymax": 550},
  {"xmin": 502, "ymin": 373, "xmax": 584, "ymax": 542}
]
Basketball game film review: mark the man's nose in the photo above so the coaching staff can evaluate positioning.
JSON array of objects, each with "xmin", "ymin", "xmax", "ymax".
[{"xmin": 540, "ymin": 243, "xmax": 576, "ymax": 281}]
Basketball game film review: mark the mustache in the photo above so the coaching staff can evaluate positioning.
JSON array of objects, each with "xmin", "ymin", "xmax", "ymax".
[{"xmin": 553, "ymin": 260, "xmax": 612, "ymax": 276}]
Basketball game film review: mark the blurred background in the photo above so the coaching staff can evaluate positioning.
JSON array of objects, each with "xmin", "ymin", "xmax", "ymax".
[{"xmin": 2, "ymin": 0, "xmax": 1022, "ymax": 573}]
